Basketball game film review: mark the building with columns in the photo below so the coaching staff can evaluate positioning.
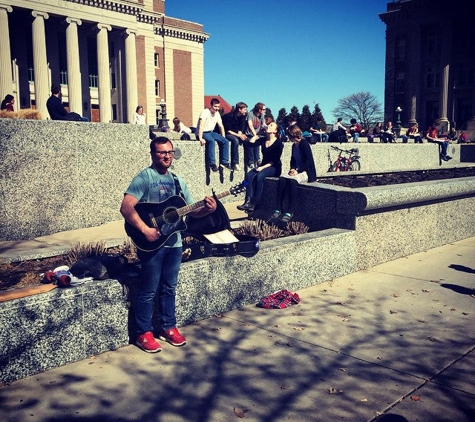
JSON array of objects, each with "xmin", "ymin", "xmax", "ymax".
[
  {"xmin": 379, "ymin": 0, "xmax": 474, "ymax": 132},
  {"xmin": 0, "ymin": 0, "xmax": 208, "ymax": 125}
]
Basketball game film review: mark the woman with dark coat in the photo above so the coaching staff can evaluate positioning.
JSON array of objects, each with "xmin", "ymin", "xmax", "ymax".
[
  {"xmin": 270, "ymin": 124, "xmax": 317, "ymax": 225},
  {"xmin": 237, "ymin": 121, "xmax": 284, "ymax": 213}
]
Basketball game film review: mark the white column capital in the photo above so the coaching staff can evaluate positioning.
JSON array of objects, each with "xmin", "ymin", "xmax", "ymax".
[
  {"xmin": 31, "ymin": 10, "xmax": 49, "ymax": 20},
  {"xmin": 0, "ymin": 5, "xmax": 12, "ymax": 13},
  {"xmin": 124, "ymin": 28, "xmax": 137, "ymax": 36},
  {"xmin": 96, "ymin": 23, "xmax": 112, "ymax": 32},
  {"xmin": 66, "ymin": 17, "xmax": 82, "ymax": 26}
]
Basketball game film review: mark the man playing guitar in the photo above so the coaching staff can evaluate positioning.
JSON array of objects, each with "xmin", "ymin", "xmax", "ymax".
[{"xmin": 120, "ymin": 135, "xmax": 216, "ymax": 353}]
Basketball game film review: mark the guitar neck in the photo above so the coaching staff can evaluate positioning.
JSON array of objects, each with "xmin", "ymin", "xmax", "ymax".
[{"xmin": 177, "ymin": 190, "xmax": 230, "ymax": 217}]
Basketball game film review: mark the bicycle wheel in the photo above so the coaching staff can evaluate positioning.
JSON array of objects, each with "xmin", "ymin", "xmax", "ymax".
[
  {"xmin": 349, "ymin": 160, "xmax": 361, "ymax": 171},
  {"xmin": 328, "ymin": 163, "xmax": 337, "ymax": 172}
]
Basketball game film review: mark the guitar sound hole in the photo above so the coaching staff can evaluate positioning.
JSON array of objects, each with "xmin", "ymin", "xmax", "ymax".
[{"xmin": 163, "ymin": 208, "xmax": 180, "ymax": 224}]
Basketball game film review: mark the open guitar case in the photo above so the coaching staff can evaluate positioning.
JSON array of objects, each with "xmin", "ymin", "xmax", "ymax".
[{"xmin": 182, "ymin": 194, "xmax": 259, "ymax": 261}]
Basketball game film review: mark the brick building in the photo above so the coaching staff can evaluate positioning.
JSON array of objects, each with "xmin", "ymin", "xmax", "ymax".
[
  {"xmin": 0, "ymin": 0, "xmax": 208, "ymax": 126},
  {"xmin": 379, "ymin": 0, "xmax": 474, "ymax": 132}
]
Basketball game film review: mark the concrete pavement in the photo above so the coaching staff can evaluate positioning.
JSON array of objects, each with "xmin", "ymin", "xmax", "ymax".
[{"xmin": 0, "ymin": 232, "xmax": 474, "ymax": 421}]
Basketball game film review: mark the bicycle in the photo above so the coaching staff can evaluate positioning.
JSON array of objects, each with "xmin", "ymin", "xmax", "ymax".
[{"xmin": 327, "ymin": 146, "xmax": 361, "ymax": 172}]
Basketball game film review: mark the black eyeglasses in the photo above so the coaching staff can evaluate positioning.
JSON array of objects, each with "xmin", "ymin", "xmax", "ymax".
[{"xmin": 154, "ymin": 150, "xmax": 175, "ymax": 156}]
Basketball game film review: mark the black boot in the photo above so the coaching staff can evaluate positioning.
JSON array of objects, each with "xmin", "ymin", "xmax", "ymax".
[
  {"xmin": 246, "ymin": 199, "xmax": 256, "ymax": 213},
  {"xmin": 237, "ymin": 200, "xmax": 252, "ymax": 211}
]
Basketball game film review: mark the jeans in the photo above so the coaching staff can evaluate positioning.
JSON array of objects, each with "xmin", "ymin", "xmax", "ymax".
[
  {"xmin": 352, "ymin": 133, "xmax": 359, "ymax": 143},
  {"xmin": 244, "ymin": 166, "xmax": 276, "ymax": 203},
  {"xmin": 243, "ymin": 138, "xmax": 260, "ymax": 166},
  {"xmin": 410, "ymin": 135, "xmax": 423, "ymax": 143},
  {"xmin": 312, "ymin": 133, "xmax": 328, "ymax": 143},
  {"xmin": 440, "ymin": 141, "xmax": 449, "ymax": 156},
  {"xmin": 135, "ymin": 246, "xmax": 183, "ymax": 334},
  {"xmin": 225, "ymin": 134, "xmax": 241, "ymax": 167},
  {"xmin": 202, "ymin": 131, "xmax": 230, "ymax": 166}
]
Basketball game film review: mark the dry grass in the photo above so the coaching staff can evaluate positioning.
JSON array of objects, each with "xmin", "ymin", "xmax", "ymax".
[
  {"xmin": 234, "ymin": 219, "xmax": 309, "ymax": 240},
  {"xmin": 66, "ymin": 241, "xmax": 109, "ymax": 263},
  {"xmin": 0, "ymin": 108, "xmax": 42, "ymax": 120}
]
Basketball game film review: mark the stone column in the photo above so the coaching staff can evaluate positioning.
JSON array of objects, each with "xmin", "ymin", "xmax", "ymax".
[
  {"xmin": 31, "ymin": 11, "xmax": 50, "ymax": 119},
  {"xmin": 65, "ymin": 17, "xmax": 82, "ymax": 115},
  {"xmin": 409, "ymin": 95, "xmax": 417, "ymax": 124},
  {"xmin": 439, "ymin": 64, "xmax": 449, "ymax": 125},
  {"xmin": 96, "ymin": 23, "xmax": 112, "ymax": 122},
  {"xmin": 0, "ymin": 5, "xmax": 13, "ymax": 100},
  {"xmin": 124, "ymin": 29, "xmax": 138, "ymax": 124}
]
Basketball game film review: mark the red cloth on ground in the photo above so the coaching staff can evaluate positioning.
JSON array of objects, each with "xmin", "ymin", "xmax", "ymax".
[{"xmin": 257, "ymin": 289, "xmax": 300, "ymax": 309}]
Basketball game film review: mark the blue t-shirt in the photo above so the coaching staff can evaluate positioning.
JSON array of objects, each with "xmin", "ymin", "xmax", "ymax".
[{"xmin": 125, "ymin": 167, "xmax": 193, "ymax": 247}]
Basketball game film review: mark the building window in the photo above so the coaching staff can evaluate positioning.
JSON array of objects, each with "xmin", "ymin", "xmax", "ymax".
[
  {"xmin": 455, "ymin": 27, "xmax": 473, "ymax": 51},
  {"xmin": 155, "ymin": 80, "xmax": 160, "ymax": 96},
  {"xmin": 89, "ymin": 74, "xmax": 98, "ymax": 88},
  {"xmin": 60, "ymin": 71, "xmax": 68, "ymax": 85},
  {"xmin": 109, "ymin": 41, "xmax": 115, "ymax": 58},
  {"xmin": 58, "ymin": 34, "xmax": 67, "ymax": 85},
  {"xmin": 111, "ymin": 72, "xmax": 116, "ymax": 89},
  {"xmin": 87, "ymin": 37, "xmax": 98, "ymax": 88},
  {"xmin": 156, "ymin": 108, "xmax": 161, "ymax": 125},
  {"xmin": 396, "ymin": 72, "xmax": 405, "ymax": 93},
  {"xmin": 457, "ymin": 62, "xmax": 475, "ymax": 87},
  {"xmin": 112, "ymin": 104, "xmax": 117, "ymax": 121},
  {"xmin": 396, "ymin": 37, "xmax": 406, "ymax": 62},
  {"xmin": 28, "ymin": 68, "xmax": 34, "ymax": 82},
  {"xmin": 425, "ymin": 66, "xmax": 440, "ymax": 89},
  {"xmin": 154, "ymin": 52, "xmax": 160, "ymax": 68},
  {"xmin": 424, "ymin": 31, "xmax": 441, "ymax": 56}
]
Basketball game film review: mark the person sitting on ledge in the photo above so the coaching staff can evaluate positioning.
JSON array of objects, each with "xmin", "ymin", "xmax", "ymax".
[
  {"xmin": 1, "ymin": 94, "xmax": 15, "ymax": 112},
  {"xmin": 269, "ymin": 124, "xmax": 317, "ymax": 226},
  {"xmin": 407, "ymin": 123, "xmax": 423, "ymax": 144},
  {"xmin": 426, "ymin": 119, "xmax": 452, "ymax": 161},
  {"xmin": 46, "ymin": 85, "xmax": 89, "ymax": 122}
]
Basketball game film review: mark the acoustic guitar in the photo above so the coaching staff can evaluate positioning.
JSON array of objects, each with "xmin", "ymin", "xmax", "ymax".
[{"xmin": 125, "ymin": 183, "xmax": 245, "ymax": 252}]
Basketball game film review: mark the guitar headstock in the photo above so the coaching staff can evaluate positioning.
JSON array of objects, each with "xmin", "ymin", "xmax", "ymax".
[{"xmin": 229, "ymin": 182, "xmax": 247, "ymax": 196}]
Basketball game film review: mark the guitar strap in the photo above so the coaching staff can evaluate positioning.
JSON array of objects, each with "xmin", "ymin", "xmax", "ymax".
[{"xmin": 171, "ymin": 172, "xmax": 185, "ymax": 200}]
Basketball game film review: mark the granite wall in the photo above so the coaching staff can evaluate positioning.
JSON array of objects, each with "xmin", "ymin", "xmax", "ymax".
[
  {"xmin": 0, "ymin": 228, "xmax": 355, "ymax": 384},
  {"xmin": 252, "ymin": 176, "xmax": 475, "ymax": 268},
  {"xmin": 0, "ymin": 118, "xmax": 470, "ymax": 240}
]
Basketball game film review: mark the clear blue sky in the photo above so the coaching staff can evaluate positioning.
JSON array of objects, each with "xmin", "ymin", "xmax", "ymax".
[{"xmin": 166, "ymin": 0, "xmax": 388, "ymax": 122}]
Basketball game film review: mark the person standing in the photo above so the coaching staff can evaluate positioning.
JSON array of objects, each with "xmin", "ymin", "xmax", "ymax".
[
  {"xmin": 196, "ymin": 98, "xmax": 231, "ymax": 172},
  {"xmin": 222, "ymin": 102, "xmax": 248, "ymax": 171},
  {"xmin": 1, "ymin": 94, "xmax": 15, "ymax": 111},
  {"xmin": 269, "ymin": 124, "xmax": 317, "ymax": 225},
  {"xmin": 237, "ymin": 121, "xmax": 283, "ymax": 213},
  {"xmin": 120, "ymin": 135, "xmax": 217, "ymax": 353},
  {"xmin": 133, "ymin": 105, "xmax": 146, "ymax": 125},
  {"xmin": 244, "ymin": 102, "xmax": 267, "ymax": 169}
]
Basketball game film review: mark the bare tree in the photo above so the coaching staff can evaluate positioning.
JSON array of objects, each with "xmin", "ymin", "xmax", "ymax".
[{"xmin": 331, "ymin": 92, "xmax": 383, "ymax": 130}]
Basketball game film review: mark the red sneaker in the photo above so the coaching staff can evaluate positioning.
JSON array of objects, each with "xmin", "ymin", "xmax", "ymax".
[
  {"xmin": 136, "ymin": 331, "xmax": 162, "ymax": 353},
  {"xmin": 159, "ymin": 327, "xmax": 187, "ymax": 346}
]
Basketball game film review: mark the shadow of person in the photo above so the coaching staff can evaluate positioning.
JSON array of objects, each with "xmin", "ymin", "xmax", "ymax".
[
  {"xmin": 449, "ymin": 264, "xmax": 475, "ymax": 274},
  {"xmin": 441, "ymin": 283, "xmax": 475, "ymax": 296}
]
